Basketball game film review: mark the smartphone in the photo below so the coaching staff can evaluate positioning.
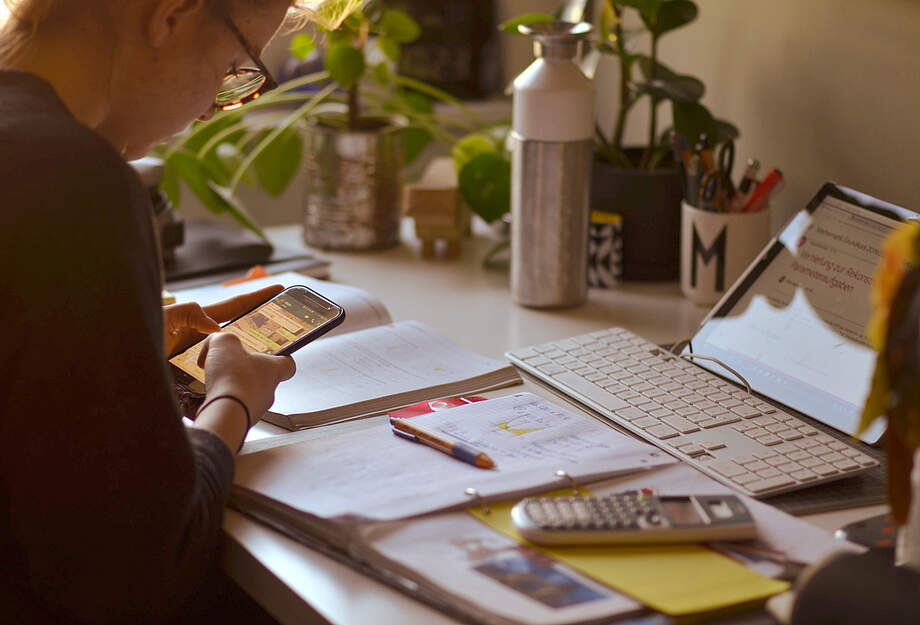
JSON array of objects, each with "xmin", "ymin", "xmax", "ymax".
[
  {"xmin": 170, "ymin": 285, "xmax": 345, "ymax": 395},
  {"xmin": 511, "ymin": 493, "xmax": 756, "ymax": 545}
]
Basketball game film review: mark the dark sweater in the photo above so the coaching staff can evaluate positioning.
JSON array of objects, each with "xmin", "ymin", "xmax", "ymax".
[{"xmin": 0, "ymin": 71, "xmax": 234, "ymax": 624}]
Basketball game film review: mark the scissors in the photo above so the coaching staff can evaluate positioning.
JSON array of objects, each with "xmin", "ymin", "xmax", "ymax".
[{"xmin": 699, "ymin": 139, "xmax": 735, "ymax": 211}]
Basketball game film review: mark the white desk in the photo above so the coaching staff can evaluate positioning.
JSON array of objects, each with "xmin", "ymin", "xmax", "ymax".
[{"xmin": 224, "ymin": 220, "xmax": 885, "ymax": 625}]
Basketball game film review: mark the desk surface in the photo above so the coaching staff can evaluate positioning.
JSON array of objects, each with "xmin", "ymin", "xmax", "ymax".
[{"xmin": 225, "ymin": 220, "xmax": 885, "ymax": 625}]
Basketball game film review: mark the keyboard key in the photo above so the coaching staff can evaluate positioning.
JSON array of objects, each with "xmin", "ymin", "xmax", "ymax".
[
  {"xmin": 645, "ymin": 424, "xmax": 679, "ymax": 439},
  {"xmin": 833, "ymin": 459, "xmax": 860, "ymax": 471},
  {"xmin": 757, "ymin": 467, "xmax": 782, "ymax": 478},
  {"xmin": 710, "ymin": 461, "xmax": 747, "ymax": 477},
  {"xmin": 744, "ymin": 460, "xmax": 769, "ymax": 472},
  {"xmin": 774, "ymin": 443, "xmax": 799, "ymax": 454},
  {"xmin": 633, "ymin": 417, "xmax": 660, "ymax": 429},
  {"xmin": 537, "ymin": 364, "xmax": 567, "ymax": 375},
  {"xmin": 757, "ymin": 435, "xmax": 782, "ymax": 446},
  {"xmin": 674, "ymin": 406, "xmax": 697, "ymax": 416},
  {"xmin": 765, "ymin": 423, "xmax": 788, "ymax": 433},
  {"xmin": 820, "ymin": 452, "xmax": 845, "ymax": 463},
  {"xmin": 813, "ymin": 464, "xmax": 838, "ymax": 476},
  {"xmin": 510, "ymin": 347, "xmax": 539, "ymax": 359},
  {"xmin": 753, "ymin": 452, "xmax": 779, "ymax": 461},
  {"xmin": 799, "ymin": 457, "xmax": 823, "ymax": 468},
  {"xmin": 777, "ymin": 430, "xmax": 804, "ymax": 441},
  {"xmin": 552, "ymin": 371, "xmax": 631, "ymax": 411},
  {"xmin": 543, "ymin": 349, "xmax": 566, "ymax": 359},
  {"xmin": 701, "ymin": 441, "xmax": 726, "ymax": 451},
  {"xmin": 732, "ymin": 406, "xmax": 760, "ymax": 419},
  {"xmin": 786, "ymin": 450, "xmax": 811, "ymax": 462},
  {"xmin": 680, "ymin": 444, "xmax": 707, "ymax": 457},
  {"xmin": 585, "ymin": 372, "xmax": 606, "ymax": 382},
  {"xmin": 792, "ymin": 470, "xmax": 818, "ymax": 482},
  {"xmin": 829, "ymin": 441, "xmax": 848, "ymax": 451},
  {"xmin": 798, "ymin": 426, "xmax": 819, "ymax": 436},
  {"xmin": 614, "ymin": 407, "xmax": 647, "ymax": 420},
  {"xmin": 777, "ymin": 462, "xmax": 801, "ymax": 473},
  {"xmin": 747, "ymin": 476, "xmax": 796, "ymax": 494},
  {"xmin": 650, "ymin": 408, "xmax": 674, "ymax": 419},
  {"xmin": 524, "ymin": 355, "xmax": 551, "ymax": 367},
  {"xmin": 661, "ymin": 415, "xmax": 700, "ymax": 434},
  {"xmin": 752, "ymin": 416, "xmax": 777, "ymax": 427},
  {"xmin": 699, "ymin": 415, "xmax": 741, "ymax": 428},
  {"xmin": 732, "ymin": 456, "xmax": 758, "ymax": 465},
  {"xmin": 733, "ymin": 472, "xmax": 760, "ymax": 485},
  {"xmin": 573, "ymin": 366, "xmax": 595, "ymax": 375},
  {"xmin": 552, "ymin": 339, "xmax": 579, "ymax": 351}
]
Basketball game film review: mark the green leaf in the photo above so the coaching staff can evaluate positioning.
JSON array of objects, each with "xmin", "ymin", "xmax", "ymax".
[
  {"xmin": 373, "ymin": 61, "xmax": 392, "ymax": 85},
  {"xmin": 376, "ymin": 9, "xmax": 420, "ymax": 44},
  {"xmin": 637, "ymin": 55, "xmax": 677, "ymax": 81},
  {"xmin": 713, "ymin": 118, "xmax": 740, "ymax": 144},
  {"xmin": 859, "ymin": 358, "xmax": 889, "ymax": 435},
  {"xmin": 452, "ymin": 132, "xmax": 499, "ymax": 172},
  {"xmin": 632, "ymin": 76, "xmax": 703, "ymax": 102},
  {"xmin": 183, "ymin": 112, "xmax": 242, "ymax": 154},
  {"xmin": 600, "ymin": 0, "xmax": 617, "ymax": 42},
  {"xmin": 164, "ymin": 151, "xmax": 227, "ymax": 215},
  {"xmin": 377, "ymin": 36, "xmax": 400, "ymax": 61},
  {"xmin": 655, "ymin": 0, "xmax": 698, "ymax": 35},
  {"xmin": 672, "ymin": 100, "xmax": 716, "ymax": 146},
  {"xmin": 395, "ymin": 88, "xmax": 433, "ymax": 114},
  {"xmin": 309, "ymin": 0, "xmax": 364, "ymax": 30},
  {"xmin": 403, "ymin": 126, "xmax": 432, "ymax": 165},
  {"xmin": 290, "ymin": 33, "xmax": 316, "ymax": 60},
  {"xmin": 458, "ymin": 153, "xmax": 511, "ymax": 223},
  {"xmin": 160, "ymin": 159, "xmax": 181, "ymax": 208},
  {"xmin": 209, "ymin": 182, "xmax": 268, "ymax": 242},
  {"xmin": 499, "ymin": 13, "xmax": 554, "ymax": 34},
  {"xmin": 253, "ymin": 127, "xmax": 303, "ymax": 197},
  {"xmin": 325, "ymin": 43, "xmax": 366, "ymax": 89}
]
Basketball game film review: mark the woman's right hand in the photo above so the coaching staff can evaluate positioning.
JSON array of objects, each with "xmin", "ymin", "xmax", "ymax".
[{"xmin": 196, "ymin": 332, "xmax": 296, "ymax": 424}]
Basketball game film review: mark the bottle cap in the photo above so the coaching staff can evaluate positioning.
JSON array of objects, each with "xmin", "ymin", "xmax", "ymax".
[{"xmin": 518, "ymin": 21, "xmax": 592, "ymax": 61}]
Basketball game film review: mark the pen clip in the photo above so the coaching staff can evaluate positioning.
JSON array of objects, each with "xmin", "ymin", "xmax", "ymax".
[{"xmin": 391, "ymin": 427, "xmax": 418, "ymax": 442}]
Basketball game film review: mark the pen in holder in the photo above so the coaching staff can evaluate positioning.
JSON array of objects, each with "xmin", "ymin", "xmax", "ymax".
[{"xmin": 680, "ymin": 201, "xmax": 771, "ymax": 306}]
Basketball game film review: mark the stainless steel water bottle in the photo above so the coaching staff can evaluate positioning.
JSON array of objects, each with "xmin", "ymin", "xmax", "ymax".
[{"xmin": 511, "ymin": 22, "xmax": 594, "ymax": 308}]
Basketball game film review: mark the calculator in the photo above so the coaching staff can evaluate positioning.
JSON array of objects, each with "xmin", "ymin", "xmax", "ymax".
[{"xmin": 511, "ymin": 493, "xmax": 756, "ymax": 545}]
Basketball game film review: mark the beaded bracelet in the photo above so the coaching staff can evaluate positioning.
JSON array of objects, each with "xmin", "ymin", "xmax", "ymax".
[{"xmin": 196, "ymin": 394, "xmax": 251, "ymax": 452}]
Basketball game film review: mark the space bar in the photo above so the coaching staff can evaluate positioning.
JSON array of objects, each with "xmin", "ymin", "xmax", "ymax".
[{"xmin": 549, "ymin": 371, "xmax": 631, "ymax": 412}]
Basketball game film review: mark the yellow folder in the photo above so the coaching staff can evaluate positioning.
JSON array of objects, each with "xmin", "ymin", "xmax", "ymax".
[{"xmin": 469, "ymin": 496, "xmax": 788, "ymax": 616}]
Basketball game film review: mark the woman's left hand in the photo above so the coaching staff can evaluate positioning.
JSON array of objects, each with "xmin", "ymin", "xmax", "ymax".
[{"xmin": 164, "ymin": 284, "xmax": 285, "ymax": 357}]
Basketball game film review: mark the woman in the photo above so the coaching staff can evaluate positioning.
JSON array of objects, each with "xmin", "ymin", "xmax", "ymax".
[{"xmin": 0, "ymin": 0, "xmax": 335, "ymax": 622}]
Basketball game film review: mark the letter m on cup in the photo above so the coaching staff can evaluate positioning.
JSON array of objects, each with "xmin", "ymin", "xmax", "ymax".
[{"xmin": 690, "ymin": 225, "xmax": 727, "ymax": 291}]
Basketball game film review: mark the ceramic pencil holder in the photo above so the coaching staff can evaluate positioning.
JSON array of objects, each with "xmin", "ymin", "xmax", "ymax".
[{"xmin": 680, "ymin": 201, "xmax": 771, "ymax": 306}]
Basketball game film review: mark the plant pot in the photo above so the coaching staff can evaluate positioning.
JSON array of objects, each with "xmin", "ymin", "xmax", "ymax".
[
  {"xmin": 590, "ymin": 158, "xmax": 683, "ymax": 281},
  {"xmin": 301, "ymin": 118, "xmax": 404, "ymax": 251}
]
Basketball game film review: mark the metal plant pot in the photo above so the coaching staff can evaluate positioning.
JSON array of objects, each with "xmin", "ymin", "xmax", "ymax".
[{"xmin": 301, "ymin": 118, "xmax": 404, "ymax": 251}]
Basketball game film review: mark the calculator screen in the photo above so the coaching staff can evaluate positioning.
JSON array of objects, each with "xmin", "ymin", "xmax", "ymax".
[{"xmin": 660, "ymin": 498, "xmax": 703, "ymax": 525}]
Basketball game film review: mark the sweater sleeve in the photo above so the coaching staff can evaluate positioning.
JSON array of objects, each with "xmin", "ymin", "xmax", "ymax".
[{"xmin": 0, "ymin": 122, "xmax": 235, "ymax": 624}]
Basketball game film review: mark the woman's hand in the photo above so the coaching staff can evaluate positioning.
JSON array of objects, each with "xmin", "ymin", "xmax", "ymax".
[
  {"xmin": 196, "ymin": 332, "xmax": 296, "ymax": 423},
  {"xmin": 163, "ymin": 284, "xmax": 284, "ymax": 357}
]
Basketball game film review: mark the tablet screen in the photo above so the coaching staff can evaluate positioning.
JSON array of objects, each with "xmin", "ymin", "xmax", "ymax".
[{"xmin": 685, "ymin": 186, "xmax": 909, "ymax": 444}]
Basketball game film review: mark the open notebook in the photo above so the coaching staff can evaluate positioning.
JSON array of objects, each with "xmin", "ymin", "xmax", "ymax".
[{"xmin": 172, "ymin": 272, "xmax": 520, "ymax": 429}]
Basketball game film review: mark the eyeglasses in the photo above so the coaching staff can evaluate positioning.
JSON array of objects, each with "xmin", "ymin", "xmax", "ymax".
[{"xmin": 215, "ymin": 14, "xmax": 278, "ymax": 111}]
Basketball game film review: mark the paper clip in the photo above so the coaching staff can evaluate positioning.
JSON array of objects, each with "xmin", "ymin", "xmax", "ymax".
[
  {"xmin": 464, "ymin": 487, "xmax": 490, "ymax": 515},
  {"xmin": 555, "ymin": 469, "xmax": 580, "ymax": 495}
]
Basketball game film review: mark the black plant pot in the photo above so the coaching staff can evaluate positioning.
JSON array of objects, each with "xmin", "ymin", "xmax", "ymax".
[{"xmin": 590, "ymin": 159, "xmax": 683, "ymax": 281}]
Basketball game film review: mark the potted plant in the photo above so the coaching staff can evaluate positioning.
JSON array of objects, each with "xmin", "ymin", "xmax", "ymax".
[
  {"xmin": 455, "ymin": 0, "xmax": 738, "ymax": 279},
  {"xmin": 157, "ymin": 0, "xmax": 486, "ymax": 250}
]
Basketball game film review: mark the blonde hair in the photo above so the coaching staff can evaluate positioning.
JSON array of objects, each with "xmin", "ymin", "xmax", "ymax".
[{"xmin": 0, "ymin": 0, "xmax": 362, "ymax": 65}]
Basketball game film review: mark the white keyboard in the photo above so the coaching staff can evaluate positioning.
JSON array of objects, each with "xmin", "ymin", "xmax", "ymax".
[{"xmin": 506, "ymin": 327, "xmax": 879, "ymax": 498}]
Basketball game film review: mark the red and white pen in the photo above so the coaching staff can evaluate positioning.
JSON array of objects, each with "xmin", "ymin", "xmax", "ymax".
[{"xmin": 743, "ymin": 168, "xmax": 783, "ymax": 213}]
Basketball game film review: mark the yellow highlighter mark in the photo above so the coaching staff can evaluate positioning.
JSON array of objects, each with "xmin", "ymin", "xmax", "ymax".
[{"xmin": 498, "ymin": 422, "xmax": 543, "ymax": 436}]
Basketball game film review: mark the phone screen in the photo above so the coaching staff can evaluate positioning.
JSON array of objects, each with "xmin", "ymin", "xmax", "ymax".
[{"xmin": 170, "ymin": 286, "xmax": 343, "ymax": 385}]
